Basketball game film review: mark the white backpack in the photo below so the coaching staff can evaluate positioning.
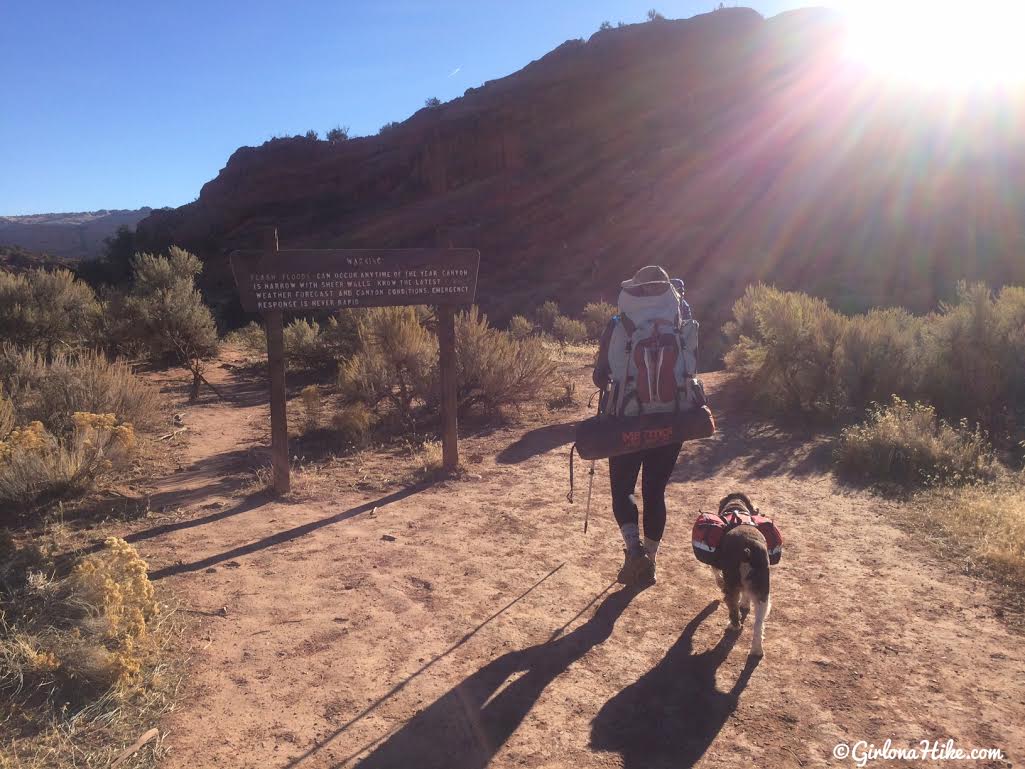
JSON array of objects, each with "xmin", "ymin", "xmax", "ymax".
[{"xmin": 607, "ymin": 286, "xmax": 703, "ymax": 417}]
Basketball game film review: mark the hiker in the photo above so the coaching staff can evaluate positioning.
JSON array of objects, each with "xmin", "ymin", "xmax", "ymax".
[{"xmin": 592, "ymin": 265, "xmax": 687, "ymax": 586}]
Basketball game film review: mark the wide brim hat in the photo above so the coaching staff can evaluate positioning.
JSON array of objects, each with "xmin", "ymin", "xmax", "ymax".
[{"xmin": 621, "ymin": 265, "xmax": 671, "ymax": 289}]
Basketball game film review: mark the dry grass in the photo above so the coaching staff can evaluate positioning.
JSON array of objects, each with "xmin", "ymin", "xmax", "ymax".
[
  {"xmin": 835, "ymin": 397, "xmax": 995, "ymax": 488},
  {"xmin": 0, "ymin": 346, "xmax": 163, "ymax": 436},
  {"xmin": 0, "ymin": 415, "xmax": 137, "ymax": 515},
  {"xmin": 0, "ymin": 536, "xmax": 181, "ymax": 769},
  {"xmin": 917, "ymin": 481, "xmax": 1025, "ymax": 604}
]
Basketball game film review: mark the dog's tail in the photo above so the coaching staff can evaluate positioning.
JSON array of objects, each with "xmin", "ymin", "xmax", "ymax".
[
  {"xmin": 742, "ymin": 543, "xmax": 771, "ymax": 597},
  {"xmin": 718, "ymin": 492, "xmax": 756, "ymax": 515}
]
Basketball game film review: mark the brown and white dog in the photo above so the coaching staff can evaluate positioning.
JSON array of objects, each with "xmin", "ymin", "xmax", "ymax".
[{"xmin": 712, "ymin": 492, "xmax": 772, "ymax": 657}]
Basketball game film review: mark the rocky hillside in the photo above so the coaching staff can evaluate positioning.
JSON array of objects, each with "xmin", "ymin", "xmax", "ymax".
[
  {"xmin": 0, "ymin": 208, "xmax": 151, "ymax": 261},
  {"xmin": 136, "ymin": 7, "xmax": 1025, "ymax": 330}
]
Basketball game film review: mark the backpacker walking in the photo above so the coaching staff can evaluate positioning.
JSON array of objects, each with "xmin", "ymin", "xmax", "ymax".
[{"xmin": 592, "ymin": 265, "xmax": 699, "ymax": 586}]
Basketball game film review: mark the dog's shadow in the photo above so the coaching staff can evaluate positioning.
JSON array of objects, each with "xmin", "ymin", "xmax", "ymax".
[{"xmin": 589, "ymin": 601, "xmax": 760, "ymax": 769}]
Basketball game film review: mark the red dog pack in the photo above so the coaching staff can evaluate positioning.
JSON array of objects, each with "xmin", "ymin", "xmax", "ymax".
[{"xmin": 691, "ymin": 511, "xmax": 783, "ymax": 567}]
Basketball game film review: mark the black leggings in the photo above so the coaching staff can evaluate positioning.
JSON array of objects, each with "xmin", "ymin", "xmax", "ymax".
[{"xmin": 608, "ymin": 442, "xmax": 682, "ymax": 542}]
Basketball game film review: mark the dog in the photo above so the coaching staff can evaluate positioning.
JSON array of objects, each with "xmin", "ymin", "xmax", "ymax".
[{"xmin": 711, "ymin": 492, "xmax": 772, "ymax": 657}]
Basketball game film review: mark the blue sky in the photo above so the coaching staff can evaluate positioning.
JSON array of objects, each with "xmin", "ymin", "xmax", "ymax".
[{"xmin": 1, "ymin": 0, "xmax": 811, "ymax": 216}]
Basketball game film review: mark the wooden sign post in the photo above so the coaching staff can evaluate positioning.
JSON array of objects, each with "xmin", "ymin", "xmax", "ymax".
[{"xmin": 230, "ymin": 232, "xmax": 480, "ymax": 492}]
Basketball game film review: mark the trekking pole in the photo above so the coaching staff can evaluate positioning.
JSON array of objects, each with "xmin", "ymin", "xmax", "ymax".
[
  {"xmin": 581, "ymin": 385, "xmax": 608, "ymax": 534},
  {"xmin": 583, "ymin": 458, "xmax": 596, "ymax": 534}
]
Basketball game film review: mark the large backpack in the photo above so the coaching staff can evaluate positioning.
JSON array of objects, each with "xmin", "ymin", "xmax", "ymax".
[{"xmin": 607, "ymin": 285, "xmax": 702, "ymax": 417}]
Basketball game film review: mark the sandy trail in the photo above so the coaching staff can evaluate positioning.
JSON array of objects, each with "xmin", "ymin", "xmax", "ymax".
[{"xmin": 124, "ymin": 354, "xmax": 1023, "ymax": 769}]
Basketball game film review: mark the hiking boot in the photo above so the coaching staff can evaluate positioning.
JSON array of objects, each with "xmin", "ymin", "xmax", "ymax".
[{"xmin": 617, "ymin": 548, "xmax": 656, "ymax": 587}]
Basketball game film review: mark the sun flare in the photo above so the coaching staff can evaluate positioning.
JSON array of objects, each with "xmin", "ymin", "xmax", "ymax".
[{"xmin": 837, "ymin": 0, "xmax": 1025, "ymax": 87}]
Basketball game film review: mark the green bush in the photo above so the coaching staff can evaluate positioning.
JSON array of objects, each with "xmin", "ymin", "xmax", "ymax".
[
  {"xmin": 224, "ymin": 321, "xmax": 267, "ymax": 358},
  {"xmin": 119, "ymin": 247, "xmax": 219, "ymax": 399},
  {"xmin": 0, "ymin": 346, "xmax": 162, "ymax": 436},
  {"xmin": 338, "ymin": 307, "xmax": 437, "ymax": 424},
  {"xmin": 837, "ymin": 308, "xmax": 925, "ymax": 410},
  {"xmin": 835, "ymin": 397, "xmax": 995, "ymax": 488},
  {"xmin": 337, "ymin": 306, "xmax": 557, "ymax": 424},
  {"xmin": 326, "ymin": 125, "xmax": 349, "ymax": 142},
  {"xmin": 454, "ymin": 307, "xmax": 558, "ymax": 415},
  {"xmin": 724, "ymin": 282, "xmax": 1025, "ymax": 440},
  {"xmin": 227, "ymin": 311, "xmax": 360, "ymax": 371},
  {"xmin": 921, "ymin": 283, "xmax": 1025, "ymax": 433},
  {"xmin": 508, "ymin": 315, "xmax": 534, "ymax": 340},
  {"xmin": 581, "ymin": 301, "xmax": 617, "ymax": 340},
  {"xmin": 552, "ymin": 315, "xmax": 588, "ymax": 345},
  {"xmin": 535, "ymin": 301, "xmax": 561, "ymax": 334},
  {"xmin": 284, "ymin": 319, "xmax": 324, "ymax": 370},
  {"xmin": 724, "ymin": 284, "xmax": 845, "ymax": 415},
  {"xmin": 0, "ymin": 268, "xmax": 100, "ymax": 353}
]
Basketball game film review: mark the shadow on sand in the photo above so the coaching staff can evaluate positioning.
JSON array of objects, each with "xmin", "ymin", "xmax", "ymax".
[
  {"xmin": 348, "ymin": 585, "xmax": 639, "ymax": 769},
  {"xmin": 589, "ymin": 601, "xmax": 759, "ymax": 768},
  {"xmin": 283, "ymin": 582, "xmax": 640, "ymax": 769},
  {"xmin": 495, "ymin": 421, "xmax": 577, "ymax": 465}
]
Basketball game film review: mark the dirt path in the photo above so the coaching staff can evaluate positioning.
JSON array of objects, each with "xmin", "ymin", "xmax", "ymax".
[{"xmin": 125, "ymin": 355, "xmax": 1024, "ymax": 769}]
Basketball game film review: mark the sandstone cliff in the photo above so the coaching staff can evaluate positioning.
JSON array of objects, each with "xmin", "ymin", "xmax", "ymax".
[{"xmin": 136, "ymin": 7, "xmax": 1025, "ymax": 327}]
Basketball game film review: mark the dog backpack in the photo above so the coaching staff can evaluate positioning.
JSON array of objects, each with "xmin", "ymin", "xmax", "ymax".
[
  {"xmin": 691, "ymin": 511, "xmax": 784, "ymax": 566},
  {"xmin": 607, "ymin": 285, "xmax": 701, "ymax": 417}
]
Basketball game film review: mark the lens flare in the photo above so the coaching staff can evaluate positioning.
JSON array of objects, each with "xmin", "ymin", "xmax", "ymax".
[{"xmin": 837, "ymin": 0, "xmax": 1025, "ymax": 87}]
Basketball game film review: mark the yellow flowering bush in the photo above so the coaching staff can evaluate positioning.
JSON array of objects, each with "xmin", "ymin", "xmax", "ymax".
[
  {"xmin": 69, "ymin": 537, "xmax": 158, "ymax": 642},
  {"xmin": 0, "ymin": 413, "xmax": 136, "ymax": 508}
]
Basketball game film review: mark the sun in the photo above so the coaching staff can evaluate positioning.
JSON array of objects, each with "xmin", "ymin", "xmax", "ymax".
[{"xmin": 836, "ymin": 0, "xmax": 1025, "ymax": 87}]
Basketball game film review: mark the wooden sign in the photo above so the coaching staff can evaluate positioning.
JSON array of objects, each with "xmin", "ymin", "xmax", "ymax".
[
  {"xmin": 229, "ymin": 232, "xmax": 478, "ymax": 493},
  {"xmin": 230, "ymin": 248, "xmax": 479, "ymax": 313}
]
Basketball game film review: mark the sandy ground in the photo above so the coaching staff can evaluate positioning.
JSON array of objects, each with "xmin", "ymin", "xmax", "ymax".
[{"xmin": 116, "ymin": 350, "xmax": 1023, "ymax": 769}]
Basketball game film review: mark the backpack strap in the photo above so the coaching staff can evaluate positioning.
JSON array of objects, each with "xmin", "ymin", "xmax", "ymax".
[{"xmin": 619, "ymin": 313, "xmax": 636, "ymax": 336}]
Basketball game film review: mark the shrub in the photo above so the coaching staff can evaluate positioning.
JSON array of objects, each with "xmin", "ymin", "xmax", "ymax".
[
  {"xmin": 119, "ymin": 247, "xmax": 219, "ymax": 399},
  {"xmin": 837, "ymin": 308, "xmax": 925, "ymax": 410},
  {"xmin": 338, "ymin": 306, "xmax": 558, "ymax": 423},
  {"xmin": 455, "ymin": 307, "xmax": 558, "ymax": 415},
  {"xmin": 0, "ymin": 346, "xmax": 161, "ymax": 436},
  {"xmin": 305, "ymin": 129, "xmax": 319, "ymax": 140},
  {"xmin": 378, "ymin": 121, "xmax": 401, "ymax": 135},
  {"xmin": 224, "ymin": 321, "xmax": 267, "ymax": 358},
  {"xmin": 724, "ymin": 284, "xmax": 844, "ymax": 415},
  {"xmin": 424, "ymin": 97, "xmax": 442, "ymax": 108},
  {"xmin": 0, "ymin": 414, "xmax": 136, "ymax": 511},
  {"xmin": 921, "ymin": 282, "xmax": 1025, "ymax": 434},
  {"xmin": 581, "ymin": 301, "xmax": 617, "ymax": 340},
  {"xmin": 535, "ymin": 300, "xmax": 561, "ymax": 334},
  {"xmin": 285, "ymin": 319, "xmax": 324, "ymax": 370},
  {"xmin": 647, "ymin": 8, "xmax": 665, "ymax": 21},
  {"xmin": 508, "ymin": 315, "xmax": 535, "ymax": 340},
  {"xmin": 299, "ymin": 385, "xmax": 323, "ymax": 432},
  {"xmin": 331, "ymin": 402, "xmax": 376, "ymax": 445},
  {"xmin": 835, "ymin": 397, "xmax": 994, "ymax": 488},
  {"xmin": 552, "ymin": 315, "xmax": 588, "ymax": 345},
  {"xmin": 326, "ymin": 125, "xmax": 349, "ymax": 142},
  {"xmin": 0, "ymin": 268, "xmax": 100, "ymax": 353},
  {"xmin": 1, "ymin": 537, "xmax": 162, "ymax": 725},
  {"xmin": 725, "ymin": 282, "xmax": 1025, "ymax": 441},
  {"xmin": 338, "ymin": 307, "xmax": 438, "ymax": 424},
  {"xmin": 0, "ymin": 385, "xmax": 12, "ymax": 440},
  {"xmin": 599, "ymin": 20, "xmax": 613, "ymax": 31}
]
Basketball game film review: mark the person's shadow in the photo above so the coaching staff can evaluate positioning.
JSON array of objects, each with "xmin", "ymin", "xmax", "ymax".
[
  {"xmin": 353, "ymin": 586, "xmax": 641, "ymax": 769},
  {"xmin": 589, "ymin": 601, "xmax": 760, "ymax": 769}
]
